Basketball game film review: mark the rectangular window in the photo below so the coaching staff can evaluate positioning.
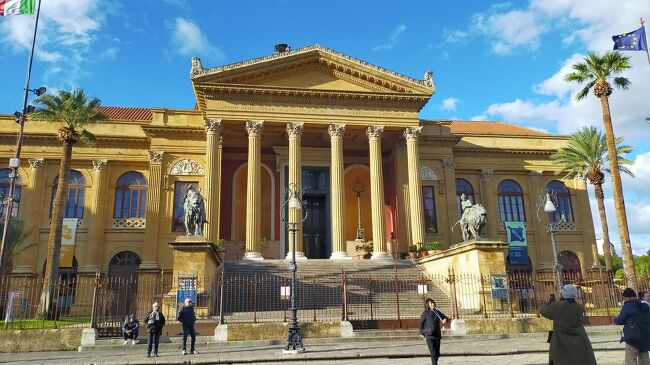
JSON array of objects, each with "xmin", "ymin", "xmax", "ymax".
[
  {"xmin": 422, "ymin": 186, "xmax": 438, "ymax": 234},
  {"xmin": 173, "ymin": 181, "xmax": 197, "ymax": 231}
]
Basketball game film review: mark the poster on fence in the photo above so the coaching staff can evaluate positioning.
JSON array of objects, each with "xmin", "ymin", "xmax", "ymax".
[
  {"xmin": 505, "ymin": 221, "xmax": 528, "ymax": 265},
  {"xmin": 490, "ymin": 275, "xmax": 508, "ymax": 299},
  {"xmin": 59, "ymin": 218, "xmax": 78, "ymax": 267}
]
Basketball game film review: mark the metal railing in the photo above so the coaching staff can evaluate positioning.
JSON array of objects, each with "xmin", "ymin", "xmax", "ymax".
[{"xmin": 0, "ymin": 268, "xmax": 635, "ymax": 335}]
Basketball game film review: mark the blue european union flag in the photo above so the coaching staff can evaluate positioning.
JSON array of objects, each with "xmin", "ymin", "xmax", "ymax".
[{"xmin": 612, "ymin": 26, "xmax": 648, "ymax": 51}]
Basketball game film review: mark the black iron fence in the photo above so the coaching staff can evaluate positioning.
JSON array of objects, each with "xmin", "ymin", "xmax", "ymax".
[{"xmin": 0, "ymin": 268, "xmax": 635, "ymax": 336}]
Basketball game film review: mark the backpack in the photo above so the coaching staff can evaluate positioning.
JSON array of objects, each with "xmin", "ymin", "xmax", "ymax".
[{"xmin": 623, "ymin": 310, "xmax": 650, "ymax": 351}]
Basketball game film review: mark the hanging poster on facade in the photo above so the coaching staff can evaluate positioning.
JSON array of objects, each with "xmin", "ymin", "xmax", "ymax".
[
  {"xmin": 59, "ymin": 218, "xmax": 78, "ymax": 267},
  {"xmin": 505, "ymin": 221, "xmax": 528, "ymax": 265}
]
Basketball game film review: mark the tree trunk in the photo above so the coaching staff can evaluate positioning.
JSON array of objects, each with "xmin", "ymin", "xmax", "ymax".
[
  {"xmin": 599, "ymin": 95, "xmax": 637, "ymax": 289},
  {"xmin": 593, "ymin": 183, "xmax": 613, "ymax": 272},
  {"xmin": 38, "ymin": 140, "xmax": 73, "ymax": 318}
]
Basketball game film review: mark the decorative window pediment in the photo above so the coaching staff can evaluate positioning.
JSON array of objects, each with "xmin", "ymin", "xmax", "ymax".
[
  {"xmin": 169, "ymin": 159, "xmax": 204, "ymax": 176},
  {"xmin": 420, "ymin": 166, "xmax": 438, "ymax": 181}
]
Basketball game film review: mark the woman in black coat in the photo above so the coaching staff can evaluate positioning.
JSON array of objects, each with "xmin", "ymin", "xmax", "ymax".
[
  {"xmin": 145, "ymin": 302, "xmax": 166, "ymax": 357},
  {"xmin": 419, "ymin": 298, "xmax": 448, "ymax": 365}
]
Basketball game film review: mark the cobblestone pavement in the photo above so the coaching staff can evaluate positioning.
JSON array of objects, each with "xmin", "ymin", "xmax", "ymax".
[{"xmin": 0, "ymin": 333, "xmax": 624, "ymax": 365}]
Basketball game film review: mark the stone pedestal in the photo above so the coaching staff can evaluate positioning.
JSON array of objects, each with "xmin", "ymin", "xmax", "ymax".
[{"xmin": 164, "ymin": 236, "xmax": 222, "ymax": 318}]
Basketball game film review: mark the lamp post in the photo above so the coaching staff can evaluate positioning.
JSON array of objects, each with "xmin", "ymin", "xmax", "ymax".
[
  {"xmin": 352, "ymin": 177, "xmax": 365, "ymax": 241},
  {"xmin": 281, "ymin": 183, "xmax": 307, "ymax": 354},
  {"xmin": 536, "ymin": 188, "xmax": 563, "ymax": 293}
]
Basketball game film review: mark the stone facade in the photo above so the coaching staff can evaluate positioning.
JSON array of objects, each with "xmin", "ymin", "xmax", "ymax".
[{"xmin": 0, "ymin": 45, "xmax": 598, "ymax": 279}]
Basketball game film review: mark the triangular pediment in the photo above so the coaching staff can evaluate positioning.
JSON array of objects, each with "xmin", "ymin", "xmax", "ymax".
[{"xmin": 190, "ymin": 45, "xmax": 435, "ymax": 95}]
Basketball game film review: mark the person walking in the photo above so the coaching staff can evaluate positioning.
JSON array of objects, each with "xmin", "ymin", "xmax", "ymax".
[
  {"xmin": 177, "ymin": 298, "xmax": 198, "ymax": 355},
  {"xmin": 615, "ymin": 287, "xmax": 650, "ymax": 365},
  {"xmin": 540, "ymin": 284, "xmax": 596, "ymax": 365},
  {"xmin": 419, "ymin": 298, "xmax": 448, "ymax": 365},
  {"xmin": 121, "ymin": 314, "xmax": 139, "ymax": 346},
  {"xmin": 145, "ymin": 302, "xmax": 165, "ymax": 357}
]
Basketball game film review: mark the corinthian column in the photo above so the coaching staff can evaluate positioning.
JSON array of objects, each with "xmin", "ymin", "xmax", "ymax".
[
  {"xmin": 244, "ymin": 120, "xmax": 264, "ymax": 260},
  {"xmin": 140, "ymin": 151, "xmax": 164, "ymax": 270},
  {"xmin": 82, "ymin": 159, "xmax": 109, "ymax": 273},
  {"xmin": 329, "ymin": 124, "xmax": 350, "ymax": 259},
  {"xmin": 404, "ymin": 127, "xmax": 425, "ymax": 248},
  {"xmin": 286, "ymin": 122, "xmax": 306, "ymax": 260},
  {"xmin": 367, "ymin": 126, "xmax": 391, "ymax": 260},
  {"xmin": 480, "ymin": 169, "xmax": 497, "ymax": 239},
  {"xmin": 204, "ymin": 119, "xmax": 223, "ymax": 242},
  {"xmin": 13, "ymin": 158, "xmax": 45, "ymax": 275}
]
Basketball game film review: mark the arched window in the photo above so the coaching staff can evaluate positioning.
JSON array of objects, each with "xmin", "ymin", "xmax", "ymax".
[
  {"xmin": 0, "ymin": 169, "xmax": 21, "ymax": 219},
  {"xmin": 547, "ymin": 180, "xmax": 574, "ymax": 223},
  {"xmin": 51, "ymin": 170, "xmax": 86, "ymax": 218},
  {"xmin": 498, "ymin": 179, "xmax": 526, "ymax": 222},
  {"xmin": 455, "ymin": 178, "xmax": 475, "ymax": 219},
  {"xmin": 114, "ymin": 172, "xmax": 147, "ymax": 218},
  {"xmin": 422, "ymin": 185, "xmax": 438, "ymax": 234}
]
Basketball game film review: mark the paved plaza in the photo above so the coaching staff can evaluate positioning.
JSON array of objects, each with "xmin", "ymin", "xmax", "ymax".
[{"xmin": 0, "ymin": 332, "xmax": 624, "ymax": 364}]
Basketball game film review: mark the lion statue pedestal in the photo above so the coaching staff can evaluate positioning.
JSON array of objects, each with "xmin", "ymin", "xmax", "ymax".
[{"xmin": 163, "ymin": 236, "xmax": 221, "ymax": 318}]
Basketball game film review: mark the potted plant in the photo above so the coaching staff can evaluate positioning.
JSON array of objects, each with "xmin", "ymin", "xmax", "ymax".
[
  {"xmin": 212, "ymin": 239, "xmax": 226, "ymax": 261},
  {"xmin": 426, "ymin": 241, "xmax": 444, "ymax": 255},
  {"xmin": 355, "ymin": 241, "xmax": 373, "ymax": 259},
  {"xmin": 408, "ymin": 244, "xmax": 419, "ymax": 260}
]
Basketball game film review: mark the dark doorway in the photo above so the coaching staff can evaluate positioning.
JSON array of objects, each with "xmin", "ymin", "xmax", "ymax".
[{"xmin": 303, "ymin": 194, "xmax": 329, "ymax": 259}]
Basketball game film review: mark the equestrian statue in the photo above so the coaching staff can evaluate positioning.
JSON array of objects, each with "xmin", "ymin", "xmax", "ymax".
[{"xmin": 452, "ymin": 194, "xmax": 487, "ymax": 241}]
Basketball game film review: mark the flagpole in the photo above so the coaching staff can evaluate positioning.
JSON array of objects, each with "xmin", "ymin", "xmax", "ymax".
[
  {"xmin": 642, "ymin": 18, "xmax": 650, "ymax": 68},
  {"xmin": 0, "ymin": 0, "xmax": 43, "ymax": 274}
]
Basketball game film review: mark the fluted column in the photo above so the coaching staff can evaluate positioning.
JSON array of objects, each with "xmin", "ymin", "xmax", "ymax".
[
  {"xmin": 329, "ymin": 124, "xmax": 350, "ymax": 259},
  {"xmin": 140, "ymin": 151, "xmax": 164, "ymax": 270},
  {"xmin": 367, "ymin": 126, "xmax": 391, "ymax": 260},
  {"xmin": 244, "ymin": 120, "xmax": 264, "ymax": 260},
  {"xmin": 82, "ymin": 159, "xmax": 109, "ymax": 272},
  {"xmin": 404, "ymin": 127, "xmax": 425, "ymax": 248},
  {"xmin": 12, "ymin": 158, "xmax": 45, "ymax": 275},
  {"xmin": 286, "ymin": 122, "xmax": 306, "ymax": 260},
  {"xmin": 480, "ymin": 169, "xmax": 498, "ymax": 239},
  {"xmin": 204, "ymin": 119, "xmax": 223, "ymax": 242}
]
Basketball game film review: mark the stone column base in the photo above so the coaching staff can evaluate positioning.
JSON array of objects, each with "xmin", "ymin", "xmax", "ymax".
[
  {"xmin": 371, "ymin": 252, "xmax": 393, "ymax": 260},
  {"xmin": 285, "ymin": 251, "xmax": 307, "ymax": 260},
  {"xmin": 330, "ymin": 252, "xmax": 352, "ymax": 260}
]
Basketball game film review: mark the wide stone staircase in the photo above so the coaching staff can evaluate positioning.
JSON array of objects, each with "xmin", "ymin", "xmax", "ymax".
[{"xmin": 219, "ymin": 259, "xmax": 452, "ymax": 324}]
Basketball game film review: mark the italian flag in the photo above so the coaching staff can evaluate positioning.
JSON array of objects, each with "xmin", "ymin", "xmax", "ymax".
[{"xmin": 0, "ymin": 0, "xmax": 35, "ymax": 16}]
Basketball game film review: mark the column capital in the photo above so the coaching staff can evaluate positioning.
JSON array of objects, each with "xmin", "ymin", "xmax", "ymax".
[
  {"xmin": 528, "ymin": 170, "xmax": 542, "ymax": 181},
  {"xmin": 403, "ymin": 126, "xmax": 423, "ymax": 142},
  {"xmin": 442, "ymin": 159, "xmax": 456, "ymax": 171},
  {"xmin": 28, "ymin": 157, "xmax": 45, "ymax": 169},
  {"xmin": 366, "ymin": 125, "xmax": 384, "ymax": 139},
  {"xmin": 91, "ymin": 159, "xmax": 108, "ymax": 172},
  {"xmin": 246, "ymin": 120, "xmax": 264, "ymax": 136},
  {"xmin": 328, "ymin": 123, "xmax": 346, "ymax": 138},
  {"xmin": 204, "ymin": 118, "xmax": 223, "ymax": 134},
  {"xmin": 480, "ymin": 169, "xmax": 494, "ymax": 181},
  {"xmin": 286, "ymin": 122, "xmax": 304, "ymax": 137},
  {"xmin": 148, "ymin": 151, "xmax": 165, "ymax": 164}
]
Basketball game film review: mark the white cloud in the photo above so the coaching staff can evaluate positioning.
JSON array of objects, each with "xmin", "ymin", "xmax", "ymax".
[
  {"xmin": 170, "ymin": 17, "xmax": 224, "ymax": 61},
  {"xmin": 373, "ymin": 24, "xmax": 406, "ymax": 51},
  {"xmin": 441, "ymin": 97, "xmax": 460, "ymax": 111}
]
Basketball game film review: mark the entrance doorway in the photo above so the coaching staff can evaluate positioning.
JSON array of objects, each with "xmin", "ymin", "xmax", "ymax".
[
  {"xmin": 283, "ymin": 166, "xmax": 331, "ymax": 259},
  {"xmin": 303, "ymin": 194, "xmax": 329, "ymax": 259}
]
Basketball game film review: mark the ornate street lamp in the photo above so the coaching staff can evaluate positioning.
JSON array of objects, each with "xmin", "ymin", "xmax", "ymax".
[
  {"xmin": 352, "ymin": 177, "xmax": 365, "ymax": 241},
  {"xmin": 536, "ymin": 188, "xmax": 563, "ymax": 293},
  {"xmin": 281, "ymin": 183, "xmax": 307, "ymax": 354}
]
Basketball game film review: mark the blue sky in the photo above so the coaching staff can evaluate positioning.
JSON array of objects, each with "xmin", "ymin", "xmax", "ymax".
[{"xmin": 1, "ymin": 0, "xmax": 650, "ymax": 255}]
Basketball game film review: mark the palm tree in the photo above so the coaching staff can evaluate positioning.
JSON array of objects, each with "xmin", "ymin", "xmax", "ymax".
[
  {"xmin": 31, "ymin": 89, "xmax": 106, "ymax": 318},
  {"xmin": 550, "ymin": 127, "xmax": 634, "ymax": 273},
  {"xmin": 564, "ymin": 51, "xmax": 637, "ymax": 288}
]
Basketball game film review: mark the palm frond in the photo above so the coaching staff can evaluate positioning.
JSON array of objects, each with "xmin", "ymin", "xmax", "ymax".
[
  {"xmin": 79, "ymin": 129, "xmax": 97, "ymax": 145},
  {"xmin": 613, "ymin": 77, "xmax": 631, "ymax": 89}
]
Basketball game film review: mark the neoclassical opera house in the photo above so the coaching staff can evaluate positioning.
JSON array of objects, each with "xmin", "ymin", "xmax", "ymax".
[{"xmin": 0, "ymin": 45, "xmax": 598, "ymax": 282}]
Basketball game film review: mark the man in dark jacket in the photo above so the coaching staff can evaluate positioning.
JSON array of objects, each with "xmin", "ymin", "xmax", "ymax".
[
  {"xmin": 178, "ymin": 298, "xmax": 197, "ymax": 355},
  {"xmin": 121, "ymin": 314, "xmax": 139, "ymax": 345},
  {"xmin": 419, "ymin": 298, "xmax": 448, "ymax": 365},
  {"xmin": 615, "ymin": 287, "xmax": 650, "ymax": 365}
]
